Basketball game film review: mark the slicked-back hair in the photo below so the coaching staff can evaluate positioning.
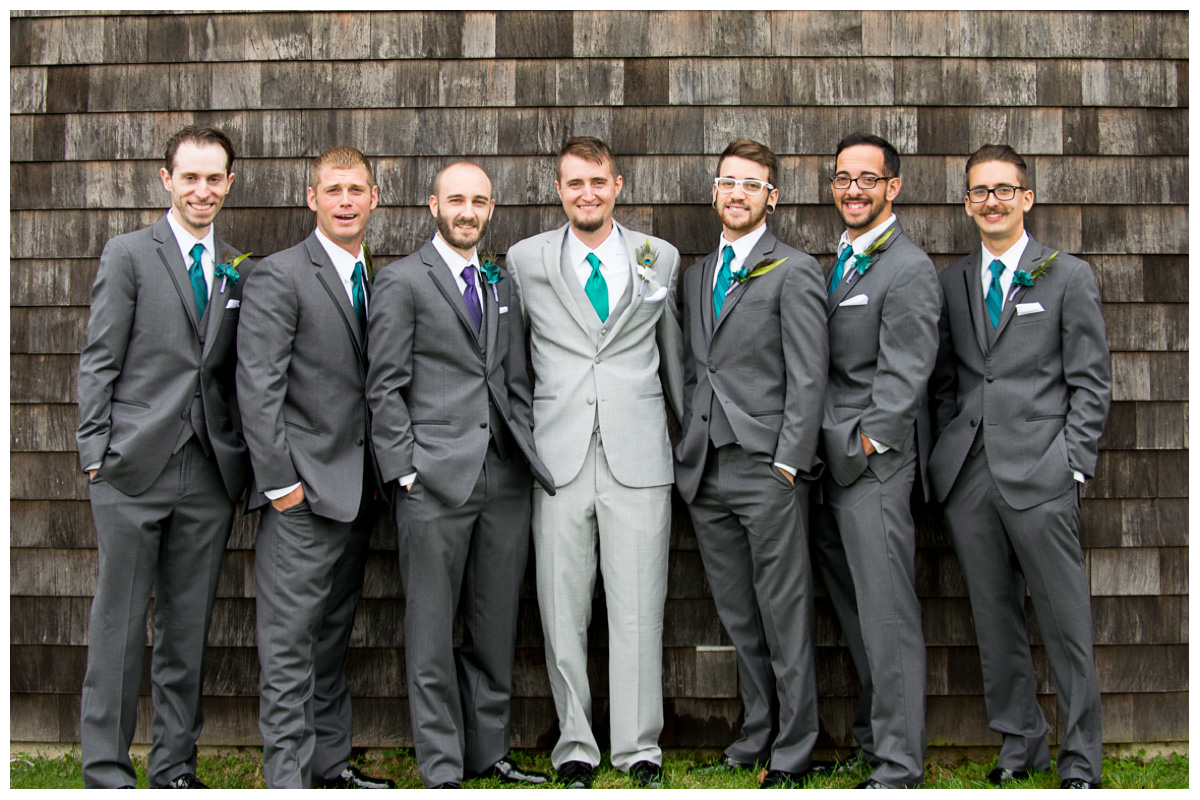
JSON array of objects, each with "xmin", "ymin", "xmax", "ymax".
[
  {"xmin": 556, "ymin": 136, "xmax": 618, "ymax": 180},
  {"xmin": 717, "ymin": 138, "xmax": 777, "ymax": 188},
  {"xmin": 965, "ymin": 143, "xmax": 1030, "ymax": 189},
  {"xmin": 835, "ymin": 132, "xmax": 901, "ymax": 178},
  {"xmin": 310, "ymin": 146, "xmax": 375, "ymax": 190},
  {"xmin": 164, "ymin": 124, "xmax": 236, "ymax": 175}
]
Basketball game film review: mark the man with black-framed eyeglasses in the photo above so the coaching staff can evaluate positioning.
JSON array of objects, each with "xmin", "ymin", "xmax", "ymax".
[
  {"xmin": 809, "ymin": 131, "xmax": 940, "ymax": 788},
  {"xmin": 928, "ymin": 144, "xmax": 1110, "ymax": 790},
  {"xmin": 675, "ymin": 139, "xmax": 827, "ymax": 788}
]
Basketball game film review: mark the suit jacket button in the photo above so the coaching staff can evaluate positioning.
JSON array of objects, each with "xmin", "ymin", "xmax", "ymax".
[
  {"xmin": 986, "ymin": 374, "xmax": 995, "ymax": 382},
  {"xmin": 180, "ymin": 411, "xmax": 188, "ymax": 419},
  {"xmin": 356, "ymin": 437, "xmax": 364, "ymax": 446},
  {"xmin": 194, "ymin": 390, "xmax": 201, "ymax": 397},
  {"xmin": 587, "ymin": 396, "xmax": 595, "ymax": 405},
  {"xmin": 701, "ymin": 414, "xmax": 708, "ymax": 422},
  {"xmin": 479, "ymin": 422, "xmax": 487, "ymax": 428},
  {"xmin": 594, "ymin": 355, "xmax": 601, "ymax": 363},
  {"xmin": 970, "ymin": 418, "xmax": 978, "ymax": 427},
  {"xmin": 708, "ymin": 365, "xmax": 717, "ymax": 373},
  {"xmin": 600, "ymin": 327, "xmax": 607, "ymax": 335}
]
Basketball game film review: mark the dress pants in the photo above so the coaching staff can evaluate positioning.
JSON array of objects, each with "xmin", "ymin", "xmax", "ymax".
[
  {"xmin": 397, "ymin": 443, "xmax": 532, "ymax": 787},
  {"xmin": 532, "ymin": 432, "xmax": 669, "ymax": 772},
  {"xmin": 943, "ymin": 446, "xmax": 1101, "ymax": 784},
  {"xmin": 687, "ymin": 444, "xmax": 818, "ymax": 772},
  {"xmin": 810, "ymin": 445, "xmax": 926, "ymax": 787},
  {"xmin": 255, "ymin": 488, "xmax": 372, "ymax": 789},
  {"xmin": 81, "ymin": 439, "xmax": 233, "ymax": 788}
]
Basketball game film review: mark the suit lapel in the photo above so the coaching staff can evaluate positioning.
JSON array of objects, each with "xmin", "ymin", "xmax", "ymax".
[
  {"xmin": 828, "ymin": 221, "xmax": 900, "ymax": 318},
  {"xmin": 697, "ymin": 251, "xmax": 718, "ymax": 343},
  {"xmin": 423, "ymin": 242, "xmax": 486, "ymax": 354},
  {"xmin": 714, "ymin": 228, "xmax": 775, "ymax": 336},
  {"xmin": 992, "ymin": 237, "xmax": 1046, "ymax": 343},
  {"xmin": 153, "ymin": 217, "xmax": 203, "ymax": 338},
  {"xmin": 200, "ymin": 236, "xmax": 236, "ymax": 362},
  {"xmin": 307, "ymin": 235, "xmax": 366, "ymax": 363},
  {"xmin": 962, "ymin": 250, "xmax": 989, "ymax": 356},
  {"xmin": 597, "ymin": 225, "xmax": 648, "ymax": 348},
  {"xmin": 542, "ymin": 227, "xmax": 591, "ymax": 335}
]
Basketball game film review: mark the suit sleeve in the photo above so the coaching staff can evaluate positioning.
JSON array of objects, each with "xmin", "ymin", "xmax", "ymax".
[
  {"xmin": 928, "ymin": 283, "xmax": 959, "ymax": 440},
  {"xmin": 76, "ymin": 237, "xmax": 137, "ymax": 469},
  {"xmin": 236, "ymin": 257, "xmax": 302, "ymax": 492},
  {"xmin": 677, "ymin": 264, "xmax": 699, "ymax": 442},
  {"xmin": 1060, "ymin": 259, "xmax": 1112, "ymax": 478},
  {"xmin": 365, "ymin": 266, "xmax": 418, "ymax": 485},
  {"xmin": 502, "ymin": 281, "xmax": 536, "ymax": 438},
  {"xmin": 775, "ymin": 255, "xmax": 829, "ymax": 478},
  {"xmin": 656, "ymin": 245, "xmax": 685, "ymax": 423},
  {"xmin": 858, "ymin": 256, "xmax": 942, "ymax": 449},
  {"xmin": 506, "ymin": 247, "xmax": 531, "ymax": 328}
]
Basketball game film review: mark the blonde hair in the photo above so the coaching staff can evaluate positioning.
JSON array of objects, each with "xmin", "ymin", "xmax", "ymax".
[{"xmin": 310, "ymin": 146, "xmax": 375, "ymax": 189}]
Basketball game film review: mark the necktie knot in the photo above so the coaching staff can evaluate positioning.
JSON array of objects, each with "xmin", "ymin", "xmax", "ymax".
[
  {"xmin": 190, "ymin": 243, "xmax": 205, "ymax": 265},
  {"xmin": 989, "ymin": 259, "xmax": 1005, "ymax": 281},
  {"xmin": 461, "ymin": 264, "xmax": 477, "ymax": 289}
]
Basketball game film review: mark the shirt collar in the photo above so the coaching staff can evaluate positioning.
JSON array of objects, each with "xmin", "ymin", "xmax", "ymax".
[
  {"xmin": 166, "ymin": 210, "xmax": 215, "ymax": 265},
  {"xmin": 567, "ymin": 221, "xmax": 624, "ymax": 270},
  {"xmin": 839, "ymin": 213, "xmax": 897, "ymax": 255},
  {"xmin": 982, "ymin": 230, "xmax": 1030, "ymax": 276},
  {"xmin": 431, "ymin": 232, "xmax": 480, "ymax": 274},
  {"xmin": 718, "ymin": 223, "xmax": 768, "ymax": 270},
  {"xmin": 313, "ymin": 226, "xmax": 364, "ymax": 280}
]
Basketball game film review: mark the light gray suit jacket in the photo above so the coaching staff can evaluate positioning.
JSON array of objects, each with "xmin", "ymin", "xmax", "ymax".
[
  {"xmin": 928, "ymin": 235, "xmax": 1111, "ymax": 510},
  {"xmin": 237, "ymin": 232, "xmax": 376, "ymax": 523},
  {"xmin": 366, "ymin": 241, "xmax": 554, "ymax": 507},
  {"xmin": 76, "ymin": 214, "xmax": 252, "ymax": 500},
  {"xmin": 507, "ymin": 223, "xmax": 684, "ymax": 488},
  {"xmin": 674, "ymin": 228, "xmax": 828, "ymax": 503},
  {"xmin": 821, "ymin": 221, "xmax": 941, "ymax": 489}
]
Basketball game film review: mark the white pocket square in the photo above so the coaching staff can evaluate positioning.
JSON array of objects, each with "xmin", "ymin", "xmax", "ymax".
[
  {"xmin": 225, "ymin": 299, "xmax": 240, "ymax": 309},
  {"xmin": 839, "ymin": 294, "xmax": 868, "ymax": 307},
  {"xmin": 1016, "ymin": 302, "xmax": 1044, "ymax": 316},
  {"xmin": 499, "ymin": 305, "xmax": 509, "ymax": 314},
  {"xmin": 644, "ymin": 286, "xmax": 669, "ymax": 303}
]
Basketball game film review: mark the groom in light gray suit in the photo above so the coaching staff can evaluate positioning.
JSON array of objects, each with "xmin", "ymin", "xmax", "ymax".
[
  {"xmin": 928, "ymin": 144, "xmax": 1110, "ymax": 790},
  {"xmin": 367, "ymin": 162, "xmax": 555, "ymax": 788},
  {"xmin": 506, "ymin": 136, "xmax": 684, "ymax": 789},
  {"xmin": 809, "ymin": 132, "xmax": 941, "ymax": 788},
  {"xmin": 238, "ymin": 146, "xmax": 392, "ymax": 790},
  {"xmin": 674, "ymin": 139, "xmax": 828, "ymax": 788},
  {"xmin": 76, "ymin": 125, "xmax": 250, "ymax": 789}
]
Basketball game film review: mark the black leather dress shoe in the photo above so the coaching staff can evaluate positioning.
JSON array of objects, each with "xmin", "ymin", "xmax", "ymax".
[
  {"xmin": 630, "ymin": 760, "xmax": 663, "ymax": 788},
  {"xmin": 556, "ymin": 760, "xmax": 594, "ymax": 789},
  {"xmin": 988, "ymin": 766, "xmax": 1033, "ymax": 786},
  {"xmin": 760, "ymin": 769, "xmax": 807, "ymax": 788},
  {"xmin": 315, "ymin": 765, "xmax": 397, "ymax": 789},
  {"xmin": 164, "ymin": 773, "xmax": 208, "ymax": 788},
  {"xmin": 481, "ymin": 756, "xmax": 550, "ymax": 785},
  {"xmin": 689, "ymin": 755, "xmax": 756, "ymax": 775},
  {"xmin": 855, "ymin": 778, "xmax": 890, "ymax": 788},
  {"xmin": 430, "ymin": 782, "xmax": 461, "ymax": 789},
  {"xmin": 1061, "ymin": 778, "xmax": 1101, "ymax": 789}
]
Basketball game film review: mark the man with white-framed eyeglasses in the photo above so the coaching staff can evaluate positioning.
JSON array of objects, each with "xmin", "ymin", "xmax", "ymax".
[
  {"xmin": 809, "ymin": 132, "xmax": 940, "ymax": 788},
  {"xmin": 928, "ymin": 144, "xmax": 1110, "ymax": 790},
  {"xmin": 675, "ymin": 139, "xmax": 827, "ymax": 788}
]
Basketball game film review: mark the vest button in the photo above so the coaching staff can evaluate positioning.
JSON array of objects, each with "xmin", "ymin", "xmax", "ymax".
[
  {"xmin": 708, "ymin": 365, "xmax": 717, "ymax": 373},
  {"xmin": 970, "ymin": 418, "xmax": 978, "ymax": 427},
  {"xmin": 356, "ymin": 437, "xmax": 364, "ymax": 446},
  {"xmin": 986, "ymin": 374, "xmax": 995, "ymax": 382},
  {"xmin": 479, "ymin": 422, "xmax": 487, "ymax": 428}
]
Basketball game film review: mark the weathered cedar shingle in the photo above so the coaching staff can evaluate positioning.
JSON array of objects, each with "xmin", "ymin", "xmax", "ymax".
[
  {"xmin": 1148, "ymin": 352, "xmax": 1188, "ymax": 401},
  {"xmin": 11, "ymin": 405, "xmax": 80, "ymax": 453},
  {"xmin": 461, "ymin": 12, "xmax": 495, "ymax": 59},
  {"xmin": 862, "ymin": 10, "xmax": 954, "ymax": 57},
  {"xmin": 572, "ymin": 11, "xmax": 649, "ymax": 58},
  {"xmin": 1155, "ymin": 450, "xmax": 1187, "ymax": 498},
  {"xmin": 1098, "ymin": 109, "xmax": 1191, "ymax": 155},
  {"xmin": 11, "ymin": 67, "xmax": 47, "ymax": 115},
  {"xmin": 1103, "ymin": 303, "xmax": 1188, "ymax": 352},
  {"xmin": 494, "ymin": 12, "xmax": 572, "ymax": 59},
  {"xmin": 1141, "ymin": 254, "xmax": 1188, "ymax": 303},
  {"xmin": 1100, "ymin": 402, "xmax": 1138, "ymax": 450},
  {"xmin": 709, "ymin": 10, "xmax": 769, "ymax": 57},
  {"xmin": 771, "ymin": 11, "xmax": 862, "ymax": 56},
  {"xmin": 900, "ymin": 58, "xmax": 1037, "ymax": 106},
  {"xmin": 1082, "ymin": 59, "xmax": 1180, "ymax": 108},
  {"xmin": 623, "ymin": 59, "xmax": 668, "ymax": 107}
]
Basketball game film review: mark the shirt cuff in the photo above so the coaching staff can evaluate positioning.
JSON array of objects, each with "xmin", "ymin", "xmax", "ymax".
[
  {"xmin": 84, "ymin": 461, "xmax": 102, "ymax": 472},
  {"xmin": 773, "ymin": 462, "xmax": 796, "ymax": 476},
  {"xmin": 867, "ymin": 436, "xmax": 890, "ymax": 454},
  {"xmin": 399, "ymin": 473, "xmax": 417, "ymax": 487},
  {"xmin": 1073, "ymin": 470, "xmax": 1085, "ymax": 483},
  {"xmin": 264, "ymin": 481, "xmax": 302, "ymax": 500}
]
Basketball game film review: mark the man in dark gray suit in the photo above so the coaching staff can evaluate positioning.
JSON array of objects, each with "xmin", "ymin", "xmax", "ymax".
[
  {"xmin": 809, "ymin": 132, "xmax": 941, "ymax": 788},
  {"xmin": 237, "ymin": 146, "xmax": 393, "ymax": 790},
  {"xmin": 76, "ymin": 124, "xmax": 250, "ymax": 788},
  {"xmin": 928, "ymin": 144, "xmax": 1111, "ymax": 790},
  {"xmin": 367, "ymin": 162, "xmax": 555, "ymax": 788},
  {"xmin": 674, "ymin": 139, "xmax": 828, "ymax": 788}
]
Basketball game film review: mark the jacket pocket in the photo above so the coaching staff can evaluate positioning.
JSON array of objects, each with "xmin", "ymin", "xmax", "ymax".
[
  {"xmin": 284, "ymin": 421, "xmax": 322, "ymax": 435},
  {"xmin": 411, "ymin": 420, "xmax": 451, "ymax": 426},
  {"xmin": 1026, "ymin": 414, "xmax": 1066, "ymax": 422},
  {"xmin": 111, "ymin": 398, "xmax": 150, "ymax": 409}
]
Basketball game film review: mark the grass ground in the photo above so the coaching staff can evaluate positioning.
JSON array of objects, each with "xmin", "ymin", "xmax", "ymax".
[{"xmin": 9, "ymin": 747, "xmax": 1188, "ymax": 789}]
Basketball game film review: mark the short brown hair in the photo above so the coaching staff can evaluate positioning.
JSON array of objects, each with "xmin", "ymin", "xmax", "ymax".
[
  {"xmin": 717, "ymin": 139, "xmax": 777, "ymax": 188},
  {"xmin": 164, "ymin": 124, "xmax": 235, "ymax": 175},
  {"xmin": 556, "ymin": 136, "xmax": 618, "ymax": 180},
  {"xmin": 965, "ymin": 144, "xmax": 1029, "ymax": 188},
  {"xmin": 310, "ymin": 146, "xmax": 375, "ymax": 189}
]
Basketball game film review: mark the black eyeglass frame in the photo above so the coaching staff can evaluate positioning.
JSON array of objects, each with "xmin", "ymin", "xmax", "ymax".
[
  {"xmin": 829, "ymin": 174, "xmax": 895, "ymax": 191},
  {"xmin": 966, "ymin": 185, "xmax": 1029, "ymax": 203}
]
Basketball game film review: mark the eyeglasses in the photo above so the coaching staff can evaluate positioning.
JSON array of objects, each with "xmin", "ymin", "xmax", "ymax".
[
  {"xmin": 830, "ymin": 175, "xmax": 892, "ymax": 191},
  {"xmin": 714, "ymin": 177, "xmax": 774, "ymax": 195},
  {"xmin": 967, "ymin": 185, "xmax": 1027, "ymax": 203}
]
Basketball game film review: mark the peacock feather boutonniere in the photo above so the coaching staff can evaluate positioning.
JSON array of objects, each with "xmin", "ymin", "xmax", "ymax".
[
  {"xmin": 1008, "ymin": 250, "xmax": 1058, "ymax": 301},
  {"xmin": 362, "ymin": 242, "xmax": 375, "ymax": 281},
  {"xmin": 634, "ymin": 238, "xmax": 659, "ymax": 295},
  {"xmin": 847, "ymin": 227, "xmax": 897, "ymax": 285},
  {"xmin": 731, "ymin": 256, "xmax": 788, "ymax": 285},
  {"xmin": 215, "ymin": 251, "xmax": 251, "ymax": 292},
  {"xmin": 479, "ymin": 247, "xmax": 505, "ymax": 302}
]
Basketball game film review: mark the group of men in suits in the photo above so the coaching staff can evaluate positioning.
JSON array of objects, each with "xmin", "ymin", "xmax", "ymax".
[{"xmin": 76, "ymin": 124, "xmax": 1110, "ymax": 790}]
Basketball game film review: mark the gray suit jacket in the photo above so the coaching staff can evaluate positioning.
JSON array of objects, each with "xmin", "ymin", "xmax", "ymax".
[
  {"xmin": 76, "ymin": 214, "xmax": 252, "ymax": 500},
  {"xmin": 674, "ymin": 228, "xmax": 828, "ymax": 503},
  {"xmin": 821, "ymin": 221, "xmax": 941, "ymax": 489},
  {"xmin": 507, "ymin": 223, "xmax": 684, "ymax": 488},
  {"xmin": 237, "ymin": 232, "xmax": 376, "ymax": 522},
  {"xmin": 928, "ymin": 235, "xmax": 1111, "ymax": 510},
  {"xmin": 366, "ymin": 241, "xmax": 554, "ymax": 507}
]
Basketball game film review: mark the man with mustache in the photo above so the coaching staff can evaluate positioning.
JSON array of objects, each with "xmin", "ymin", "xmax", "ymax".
[
  {"xmin": 674, "ymin": 139, "xmax": 828, "ymax": 788},
  {"xmin": 367, "ymin": 161, "xmax": 555, "ymax": 788},
  {"xmin": 809, "ymin": 132, "xmax": 941, "ymax": 788}
]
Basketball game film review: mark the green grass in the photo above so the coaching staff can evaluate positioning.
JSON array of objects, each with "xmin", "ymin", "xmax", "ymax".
[{"xmin": 10, "ymin": 747, "xmax": 1188, "ymax": 789}]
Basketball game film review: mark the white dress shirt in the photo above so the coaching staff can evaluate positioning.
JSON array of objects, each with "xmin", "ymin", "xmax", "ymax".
[
  {"xmin": 567, "ymin": 222, "xmax": 629, "ymax": 304},
  {"xmin": 710, "ymin": 222, "xmax": 769, "ymax": 293}
]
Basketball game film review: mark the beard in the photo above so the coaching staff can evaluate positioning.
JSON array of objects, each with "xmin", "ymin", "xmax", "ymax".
[
  {"xmin": 718, "ymin": 198, "xmax": 768, "ymax": 233},
  {"xmin": 835, "ymin": 192, "xmax": 888, "ymax": 234},
  {"xmin": 571, "ymin": 213, "xmax": 605, "ymax": 233},
  {"xmin": 437, "ymin": 210, "xmax": 489, "ymax": 251}
]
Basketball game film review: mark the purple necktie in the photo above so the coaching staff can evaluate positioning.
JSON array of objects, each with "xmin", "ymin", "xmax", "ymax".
[{"xmin": 462, "ymin": 265, "xmax": 483, "ymax": 332}]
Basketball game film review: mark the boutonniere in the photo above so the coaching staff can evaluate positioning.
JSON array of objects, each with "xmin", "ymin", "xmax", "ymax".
[
  {"xmin": 634, "ymin": 239, "xmax": 659, "ymax": 295},
  {"xmin": 731, "ymin": 256, "xmax": 788, "ymax": 286},
  {"xmin": 215, "ymin": 251, "xmax": 251, "ymax": 292},
  {"xmin": 362, "ymin": 242, "xmax": 375, "ymax": 281},
  {"xmin": 479, "ymin": 247, "xmax": 504, "ymax": 302},
  {"xmin": 1008, "ymin": 251, "xmax": 1058, "ymax": 301},
  {"xmin": 847, "ymin": 227, "xmax": 896, "ymax": 284}
]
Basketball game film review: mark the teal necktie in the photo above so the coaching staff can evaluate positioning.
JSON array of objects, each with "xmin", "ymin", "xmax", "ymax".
[
  {"xmin": 712, "ymin": 245, "xmax": 734, "ymax": 319},
  {"xmin": 352, "ymin": 261, "xmax": 367, "ymax": 331},
  {"xmin": 828, "ymin": 243, "xmax": 853, "ymax": 297},
  {"xmin": 584, "ymin": 252, "xmax": 609, "ymax": 322},
  {"xmin": 188, "ymin": 243, "xmax": 208, "ymax": 318},
  {"xmin": 985, "ymin": 259, "xmax": 1005, "ymax": 327}
]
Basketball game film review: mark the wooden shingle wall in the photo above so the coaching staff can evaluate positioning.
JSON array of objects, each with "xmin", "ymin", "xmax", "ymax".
[{"xmin": 10, "ymin": 11, "xmax": 1188, "ymax": 752}]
